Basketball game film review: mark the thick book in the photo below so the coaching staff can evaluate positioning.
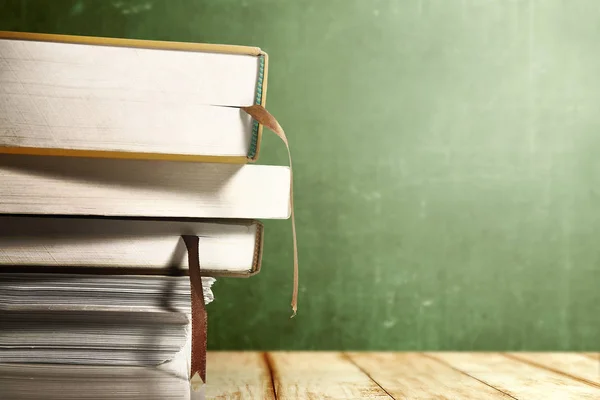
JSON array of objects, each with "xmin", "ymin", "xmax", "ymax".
[
  {"xmin": 0, "ymin": 31, "xmax": 270, "ymax": 163},
  {"xmin": 0, "ymin": 216, "xmax": 264, "ymax": 277},
  {"xmin": 0, "ymin": 272, "xmax": 214, "ymax": 398},
  {"xmin": 0, "ymin": 153, "xmax": 290, "ymax": 219},
  {"xmin": 0, "ymin": 363, "xmax": 192, "ymax": 400}
]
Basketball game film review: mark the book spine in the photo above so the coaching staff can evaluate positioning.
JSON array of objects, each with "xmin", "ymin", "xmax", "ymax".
[{"xmin": 248, "ymin": 54, "xmax": 266, "ymax": 160}]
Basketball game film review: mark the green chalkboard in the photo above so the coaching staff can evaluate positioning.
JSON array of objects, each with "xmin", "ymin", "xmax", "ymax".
[{"xmin": 1, "ymin": 0, "xmax": 598, "ymax": 351}]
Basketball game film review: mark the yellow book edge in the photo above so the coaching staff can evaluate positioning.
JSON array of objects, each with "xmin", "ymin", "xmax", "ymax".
[{"xmin": 0, "ymin": 30, "xmax": 269, "ymax": 164}]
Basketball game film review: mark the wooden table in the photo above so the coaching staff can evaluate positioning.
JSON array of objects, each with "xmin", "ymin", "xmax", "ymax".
[{"xmin": 205, "ymin": 352, "xmax": 600, "ymax": 399}]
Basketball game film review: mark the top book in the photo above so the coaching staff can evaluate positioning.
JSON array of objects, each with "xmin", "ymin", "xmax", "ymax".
[{"xmin": 0, "ymin": 31, "xmax": 269, "ymax": 163}]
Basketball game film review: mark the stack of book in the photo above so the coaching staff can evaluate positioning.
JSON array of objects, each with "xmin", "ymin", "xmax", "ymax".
[{"xmin": 0, "ymin": 31, "xmax": 295, "ymax": 398}]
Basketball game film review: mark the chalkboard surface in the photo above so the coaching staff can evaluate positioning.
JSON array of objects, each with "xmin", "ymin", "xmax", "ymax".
[{"xmin": 1, "ymin": 0, "xmax": 598, "ymax": 351}]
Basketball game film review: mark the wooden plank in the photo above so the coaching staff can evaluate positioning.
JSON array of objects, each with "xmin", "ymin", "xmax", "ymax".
[
  {"xmin": 347, "ymin": 352, "xmax": 514, "ymax": 399},
  {"xmin": 268, "ymin": 351, "xmax": 392, "ymax": 399},
  {"xmin": 205, "ymin": 352, "xmax": 275, "ymax": 400},
  {"xmin": 431, "ymin": 352, "xmax": 600, "ymax": 399},
  {"xmin": 507, "ymin": 353, "xmax": 600, "ymax": 387},
  {"xmin": 583, "ymin": 353, "xmax": 600, "ymax": 361}
]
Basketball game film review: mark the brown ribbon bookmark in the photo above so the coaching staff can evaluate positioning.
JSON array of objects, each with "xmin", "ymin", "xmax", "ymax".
[
  {"xmin": 182, "ymin": 235, "xmax": 207, "ymax": 387},
  {"xmin": 242, "ymin": 105, "xmax": 298, "ymax": 317}
]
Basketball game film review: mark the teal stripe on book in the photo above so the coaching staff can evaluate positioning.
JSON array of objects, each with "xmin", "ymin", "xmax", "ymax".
[{"xmin": 248, "ymin": 55, "xmax": 265, "ymax": 159}]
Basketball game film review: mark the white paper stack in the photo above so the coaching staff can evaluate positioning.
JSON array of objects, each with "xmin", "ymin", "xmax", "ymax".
[
  {"xmin": 0, "ymin": 364, "xmax": 194, "ymax": 400},
  {"xmin": 0, "ymin": 274, "xmax": 215, "ymax": 367}
]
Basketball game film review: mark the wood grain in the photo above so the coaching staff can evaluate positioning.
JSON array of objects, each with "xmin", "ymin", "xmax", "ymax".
[
  {"xmin": 583, "ymin": 353, "xmax": 600, "ymax": 360},
  {"xmin": 506, "ymin": 353, "xmax": 600, "ymax": 387},
  {"xmin": 430, "ymin": 352, "xmax": 600, "ymax": 399},
  {"xmin": 268, "ymin": 351, "xmax": 392, "ymax": 399},
  {"xmin": 205, "ymin": 352, "xmax": 275, "ymax": 400},
  {"xmin": 348, "ymin": 352, "xmax": 513, "ymax": 399}
]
